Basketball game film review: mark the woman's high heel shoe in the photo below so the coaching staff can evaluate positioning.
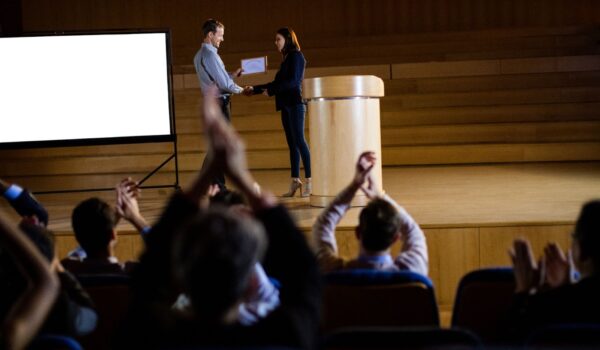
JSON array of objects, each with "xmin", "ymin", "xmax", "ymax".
[
  {"xmin": 282, "ymin": 178, "xmax": 302, "ymax": 197},
  {"xmin": 301, "ymin": 178, "xmax": 312, "ymax": 197}
]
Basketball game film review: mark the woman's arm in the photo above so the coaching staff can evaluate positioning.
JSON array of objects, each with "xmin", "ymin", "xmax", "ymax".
[{"xmin": 253, "ymin": 52, "xmax": 305, "ymax": 97}]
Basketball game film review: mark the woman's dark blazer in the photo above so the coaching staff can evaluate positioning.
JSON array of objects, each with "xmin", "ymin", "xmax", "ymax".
[{"xmin": 253, "ymin": 50, "xmax": 306, "ymax": 111}]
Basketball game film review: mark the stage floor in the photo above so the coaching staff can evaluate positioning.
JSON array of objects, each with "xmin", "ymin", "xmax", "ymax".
[{"xmin": 2, "ymin": 161, "xmax": 599, "ymax": 233}]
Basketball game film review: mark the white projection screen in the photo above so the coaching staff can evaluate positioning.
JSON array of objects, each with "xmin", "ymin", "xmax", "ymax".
[{"xmin": 0, "ymin": 31, "xmax": 174, "ymax": 148}]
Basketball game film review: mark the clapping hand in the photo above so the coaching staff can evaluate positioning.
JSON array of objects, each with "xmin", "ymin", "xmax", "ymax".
[
  {"xmin": 353, "ymin": 151, "xmax": 376, "ymax": 186},
  {"xmin": 509, "ymin": 238, "xmax": 542, "ymax": 294},
  {"xmin": 202, "ymin": 85, "xmax": 276, "ymax": 209},
  {"xmin": 203, "ymin": 86, "xmax": 248, "ymax": 182},
  {"xmin": 353, "ymin": 151, "xmax": 382, "ymax": 199},
  {"xmin": 542, "ymin": 242, "xmax": 572, "ymax": 288},
  {"xmin": 116, "ymin": 177, "xmax": 141, "ymax": 221},
  {"xmin": 115, "ymin": 177, "xmax": 149, "ymax": 232}
]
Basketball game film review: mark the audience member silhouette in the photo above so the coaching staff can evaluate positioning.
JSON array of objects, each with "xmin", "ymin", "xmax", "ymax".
[
  {"xmin": 172, "ymin": 188, "xmax": 281, "ymax": 326},
  {"xmin": 0, "ymin": 210, "xmax": 59, "ymax": 350},
  {"xmin": 313, "ymin": 151, "xmax": 428, "ymax": 275},
  {"xmin": 1, "ymin": 179, "xmax": 97, "ymax": 338},
  {"xmin": 61, "ymin": 178, "xmax": 147, "ymax": 275},
  {"xmin": 118, "ymin": 87, "xmax": 320, "ymax": 349},
  {"xmin": 510, "ymin": 200, "xmax": 600, "ymax": 339}
]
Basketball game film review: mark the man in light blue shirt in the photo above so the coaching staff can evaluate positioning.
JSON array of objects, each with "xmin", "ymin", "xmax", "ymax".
[
  {"xmin": 194, "ymin": 18, "xmax": 244, "ymax": 118},
  {"xmin": 194, "ymin": 18, "xmax": 244, "ymax": 190}
]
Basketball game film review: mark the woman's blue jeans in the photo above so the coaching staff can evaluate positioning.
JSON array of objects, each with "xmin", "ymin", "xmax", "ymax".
[{"xmin": 281, "ymin": 104, "xmax": 311, "ymax": 178}]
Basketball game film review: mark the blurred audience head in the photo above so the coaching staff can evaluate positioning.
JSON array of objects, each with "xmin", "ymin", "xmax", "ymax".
[
  {"xmin": 572, "ymin": 200, "xmax": 600, "ymax": 273},
  {"xmin": 72, "ymin": 197, "xmax": 117, "ymax": 257},
  {"xmin": 173, "ymin": 207, "xmax": 267, "ymax": 323}
]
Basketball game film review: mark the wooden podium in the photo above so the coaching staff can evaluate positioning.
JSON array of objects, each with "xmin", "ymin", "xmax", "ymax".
[{"xmin": 303, "ymin": 75, "xmax": 385, "ymax": 207}]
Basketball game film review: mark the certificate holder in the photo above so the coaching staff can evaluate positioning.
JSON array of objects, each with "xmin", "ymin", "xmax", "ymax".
[{"xmin": 241, "ymin": 56, "xmax": 268, "ymax": 75}]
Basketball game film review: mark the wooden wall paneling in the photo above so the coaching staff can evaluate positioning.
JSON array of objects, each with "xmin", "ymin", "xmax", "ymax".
[
  {"xmin": 513, "ymin": 0, "xmax": 526, "ymax": 27},
  {"xmin": 20, "ymin": 0, "xmax": 600, "ymax": 66},
  {"xmin": 158, "ymin": 0, "xmax": 188, "ymax": 48},
  {"xmin": 380, "ymin": 102, "xmax": 600, "ymax": 127},
  {"xmin": 424, "ymin": 227, "xmax": 480, "ymax": 306},
  {"xmin": 402, "ymin": 71, "xmax": 600, "ymax": 94},
  {"xmin": 113, "ymin": 233, "xmax": 146, "ymax": 262},
  {"xmin": 70, "ymin": 0, "xmax": 90, "ymax": 30},
  {"xmin": 89, "ymin": 0, "xmax": 107, "ymax": 29},
  {"xmin": 1, "ymin": 173, "xmax": 176, "ymax": 193},
  {"xmin": 381, "ymin": 121, "xmax": 600, "ymax": 146},
  {"xmin": 383, "ymin": 142, "xmax": 600, "ymax": 166},
  {"xmin": 456, "ymin": 0, "xmax": 470, "ymax": 30},
  {"xmin": 1, "ymin": 153, "xmax": 175, "ymax": 177},
  {"xmin": 326, "ymin": 0, "xmax": 349, "ymax": 38},
  {"xmin": 420, "ymin": 0, "xmax": 432, "ymax": 32},
  {"xmin": 55, "ymin": 234, "xmax": 79, "ymax": 260},
  {"xmin": 113, "ymin": 233, "xmax": 136, "ymax": 261},
  {"xmin": 0, "ymin": 143, "xmax": 173, "ymax": 159},
  {"xmin": 477, "ymin": 0, "xmax": 491, "ymax": 29},
  {"xmin": 330, "ymin": 227, "xmax": 361, "ymax": 261},
  {"xmin": 382, "ymin": 0, "xmax": 395, "ymax": 34},
  {"xmin": 20, "ymin": 0, "xmax": 43, "ymax": 31},
  {"xmin": 55, "ymin": 232, "xmax": 144, "ymax": 262},
  {"xmin": 397, "ymin": 0, "xmax": 410, "ymax": 34},
  {"xmin": 434, "ymin": 0, "xmax": 449, "ymax": 32},
  {"xmin": 479, "ymin": 225, "xmax": 573, "ymax": 267},
  {"xmin": 362, "ymin": 0, "xmax": 375, "ymax": 35}
]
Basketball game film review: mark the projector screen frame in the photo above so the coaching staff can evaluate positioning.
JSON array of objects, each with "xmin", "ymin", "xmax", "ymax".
[
  {"xmin": 0, "ymin": 28, "xmax": 176, "ymax": 150},
  {"xmin": 0, "ymin": 29, "xmax": 180, "ymax": 193}
]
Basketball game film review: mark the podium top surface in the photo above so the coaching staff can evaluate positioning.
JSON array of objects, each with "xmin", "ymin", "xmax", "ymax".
[{"xmin": 302, "ymin": 75, "xmax": 385, "ymax": 100}]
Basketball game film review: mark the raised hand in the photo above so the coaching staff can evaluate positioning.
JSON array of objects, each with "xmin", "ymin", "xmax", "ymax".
[
  {"xmin": 543, "ymin": 242, "xmax": 572, "ymax": 288},
  {"xmin": 116, "ymin": 177, "xmax": 148, "ymax": 232},
  {"xmin": 509, "ymin": 238, "xmax": 541, "ymax": 294},
  {"xmin": 353, "ymin": 151, "xmax": 376, "ymax": 187},
  {"xmin": 204, "ymin": 85, "xmax": 275, "ymax": 209}
]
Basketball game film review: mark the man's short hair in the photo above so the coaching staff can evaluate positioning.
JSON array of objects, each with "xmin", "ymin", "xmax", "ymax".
[
  {"xmin": 202, "ymin": 18, "xmax": 224, "ymax": 38},
  {"xmin": 574, "ymin": 199, "xmax": 600, "ymax": 269},
  {"xmin": 71, "ymin": 198, "xmax": 116, "ymax": 256},
  {"xmin": 173, "ymin": 207, "xmax": 267, "ymax": 320},
  {"xmin": 357, "ymin": 198, "xmax": 402, "ymax": 252}
]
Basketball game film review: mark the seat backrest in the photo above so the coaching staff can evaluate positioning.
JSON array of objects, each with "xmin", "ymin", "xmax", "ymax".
[
  {"xmin": 30, "ymin": 334, "xmax": 84, "ymax": 350},
  {"xmin": 322, "ymin": 270, "xmax": 439, "ymax": 332},
  {"xmin": 322, "ymin": 326, "xmax": 483, "ymax": 350},
  {"xmin": 451, "ymin": 267, "xmax": 515, "ymax": 343},
  {"xmin": 76, "ymin": 274, "xmax": 132, "ymax": 350}
]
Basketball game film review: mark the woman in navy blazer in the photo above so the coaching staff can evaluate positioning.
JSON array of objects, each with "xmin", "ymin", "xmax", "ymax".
[{"xmin": 245, "ymin": 28, "xmax": 311, "ymax": 197}]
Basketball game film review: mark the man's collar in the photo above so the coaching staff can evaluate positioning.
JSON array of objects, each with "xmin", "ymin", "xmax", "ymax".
[
  {"xmin": 357, "ymin": 254, "xmax": 394, "ymax": 265},
  {"xmin": 202, "ymin": 42, "xmax": 217, "ymax": 53}
]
